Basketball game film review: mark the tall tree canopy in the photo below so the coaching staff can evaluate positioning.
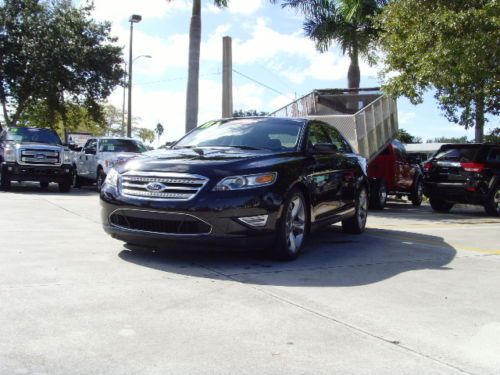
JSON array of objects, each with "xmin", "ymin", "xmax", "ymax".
[
  {"xmin": 273, "ymin": 0, "xmax": 388, "ymax": 88},
  {"xmin": 0, "ymin": 0, "xmax": 124, "ymax": 128},
  {"xmin": 376, "ymin": 0, "xmax": 499, "ymax": 142}
]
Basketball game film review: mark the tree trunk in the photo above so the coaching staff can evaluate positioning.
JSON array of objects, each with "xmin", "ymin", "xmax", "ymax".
[
  {"xmin": 185, "ymin": 0, "xmax": 201, "ymax": 134},
  {"xmin": 347, "ymin": 44, "xmax": 360, "ymax": 89},
  {"xmin": 475, "ymin": 95, "xmax": 485, "ymax": 143}
]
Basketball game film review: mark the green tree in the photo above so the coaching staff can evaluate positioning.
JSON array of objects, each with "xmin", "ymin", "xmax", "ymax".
[
  {"xmin": 0, "ymin": 0, "xmax": 123, "ymax": 128},
  {"xmin": 376, "ymin": 0, "xmax": 499, "ymax": 142},
  {"xmin": 155, "ymin": 122, "xmax": 164, "ymax": 142},
  {"xmin": 273, "ymin": 0, "xmax": 387, "ymax": 88},
  {"xmin": 168, "ymin": 0, "xmax": 228, "ymax": 133},
  {"xmin": 134, "ymin": 127, "xmax": 155, "ymax": 144},
  {"xmin": 483, "ymin": 128, "xmax": 500, "ymax": 144},
  {"xmin": 427, "ymin": 136, "xmax": 469, "ymax": 144},
  {"xmin": 396, "ymin": 129, "xmax": 421, "ymax": 144},
  {"xmin": 232, "ymin": 109, "xmax": 268, "ymax": 117}
]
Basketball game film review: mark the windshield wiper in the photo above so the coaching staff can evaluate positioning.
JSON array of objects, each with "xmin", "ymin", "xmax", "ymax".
[{"xmin": 223, "ymin": 145, "xmax": 262, "ymax": 150}]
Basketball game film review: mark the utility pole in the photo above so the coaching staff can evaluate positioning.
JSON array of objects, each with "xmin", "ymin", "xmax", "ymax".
[
  {"xmin": 127, "ymin": 14, "xmax": 142, "ymax": 137},
  {"xmin": 222, "ymin": 36, "xmax": 233, "ymax": 118}
]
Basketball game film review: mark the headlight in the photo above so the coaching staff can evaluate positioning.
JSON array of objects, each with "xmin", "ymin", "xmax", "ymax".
[
  {"xmin": 213, "ymin": 172, "xmax": 277, "ymax": 191},
  {"xmin": 4, "ymin": 146, "xmax": 16, "ymax": 162},
  {"xmin": 104, "ymin": 159, "xmax": 115, "ymax": 168},
  {"xmin": 104, "ymin": 168, "xmax": 119, "ymax": 188},
  {"xmin": 63, "ymin": 150, "xmax": 72, "ymax": 164}
]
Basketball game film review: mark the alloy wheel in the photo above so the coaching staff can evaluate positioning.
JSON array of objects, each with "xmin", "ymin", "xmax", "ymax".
[
  {"xmin": 285, "ymin": 195, "xmax": 306, "ymax": 253},
  {"xmin": 357, "ymin": 188, "xmax": 368, "ymax": 228}
]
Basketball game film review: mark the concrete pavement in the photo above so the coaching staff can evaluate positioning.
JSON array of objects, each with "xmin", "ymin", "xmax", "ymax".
[{"xmin": 1, "ymin": 183, "xmax": 499, "ymax": 375}]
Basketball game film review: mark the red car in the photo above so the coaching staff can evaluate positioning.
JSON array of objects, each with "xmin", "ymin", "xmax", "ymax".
[{"xmin": 368, "ymin": 140, "xmax": 424, "ymax": 209}]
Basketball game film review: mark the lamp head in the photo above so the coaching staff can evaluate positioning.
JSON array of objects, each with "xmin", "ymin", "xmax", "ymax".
[{"xmin": 129, "ymin": 14, "xmax": 142, "ymax": 23}]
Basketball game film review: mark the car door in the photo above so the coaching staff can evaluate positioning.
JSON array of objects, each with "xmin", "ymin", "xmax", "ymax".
[
  {"xmin": 305, "ymin": 121, "xmax": 346, "ymax": 222},
  {"xmin": 81, "ymin": 139, "xmax": 97, "ymax": 178}
]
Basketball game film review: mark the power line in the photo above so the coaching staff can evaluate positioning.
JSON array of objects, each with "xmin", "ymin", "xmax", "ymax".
[
  {"xmin": 232, "ymin": 69, "xmax": 295, "ymax": 100},
  {"xmin": 136, "ymin": 71, "xmax": 221, "ymax": 86}
]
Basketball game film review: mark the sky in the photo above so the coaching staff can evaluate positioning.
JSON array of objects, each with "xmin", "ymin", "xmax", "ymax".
[{"xmin": 88, "ymin": 0, "xmax": 497, "ymax": 144}]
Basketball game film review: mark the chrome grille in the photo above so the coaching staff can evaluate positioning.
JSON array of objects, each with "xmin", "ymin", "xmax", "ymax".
[
  {"xmin": 19, "ymin": 148, "xmax": 61, "ymax": 165},
  {"xmin": 120, "ymin": 172, "xmax": 209, "ymax": 201}
]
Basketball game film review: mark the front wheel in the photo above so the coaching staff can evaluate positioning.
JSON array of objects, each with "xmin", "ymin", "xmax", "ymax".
[
  {"xmin": 342, "ymin": 186, "xmax": 368, "ymax": 234},
  {"xmin": 410, "ymin": 178, "xmax": 423, "ymax": 206},
  {"xmin": 429, "ymin": 197, "xmax": 453, "ymax": 213},
  {"xmin": 73, "ymin": 167, "xmax": 82, "ymax": 188},
  {"xmin": 484, "ymin": 186, "xmax": 500, "ymax": 217},
  {"xmin": 96, "ymin": 169, "xmax": 106, "ymax": 192},
  {"xmin": 58, "ymin": 179, "xmax": 72, "ymax": 193},
  {"xmin": 271, "ymin": 189, "xmax": 309, "ymax": 261},
  {"xmin": 0, "ymin": 169, "xmax": 11, "ymax": 191},
  {"xmin": 369, "ymin": 179, "xmax": 387, "ymax": 210}
]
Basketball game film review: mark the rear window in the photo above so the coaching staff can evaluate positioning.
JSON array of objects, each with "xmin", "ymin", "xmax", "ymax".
[
  {"xmin": 486, "ymin": 148, "xmax": 500, "ymax": 163},
  {"xmin": 434, "ymin": 147, "xmax": 479, "ymax": 162}
]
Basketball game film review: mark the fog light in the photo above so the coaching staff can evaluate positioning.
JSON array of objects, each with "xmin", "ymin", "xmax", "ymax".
[
  {"xmin": 7, "ymin": 166, "xmax": 13, "ymax": 171},
  {"xmin": 238, "ymin": 215, "xmax": 268, "ymax": 227}
]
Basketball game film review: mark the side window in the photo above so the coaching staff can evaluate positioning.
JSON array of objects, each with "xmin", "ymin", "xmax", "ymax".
[
  {"xmin": 84, "ymin": 139, "xmax": 97, "ymax": 152},
  {"xmin": 486, "ymin": 148, "xmax": 500, "ymax": 163},
  {"xmin": 322, "ymin": 124, "xmax": 352, "ymax": 153},
  {"xmin": 307, "ymin": 122, "xmax": 331, "ymax": 149}
]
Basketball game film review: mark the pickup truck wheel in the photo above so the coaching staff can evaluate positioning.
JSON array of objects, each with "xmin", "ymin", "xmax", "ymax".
[
  {"xmin": 0, "ymin": 170, "xmax": 11, "ymax": 191},
  {"xmin": 96, "ymin": 169, "xmax": 106, "ymax": 192},
  {"xmin": 429, "ymin": 197, "xmax": 453, "ymax": 213},
  {"xmin": 484, "ymin": 186, "xmax": 500, "ymax": 217},
  {"xmin": 271, "ymin": 188, "xmax": 308, "ymax": 261},
  {"xmin": 58, "ymin": 179, "xmax": 72, "ymax": 193},
  {"xmin": 342, "ymin": 186, "xmax": 368, "ymax": 234},
  {"xmin": 369, "ymin": 179, "xmax": 387, "ymax": 210},
  {"xmin": 40, "ymin": 182, "xmax": 49, "ymax": 189},
  {"xmin": 410, "ymin": 178, "xmax": 423, "ymax": 207},
  {"xmin": 73, "ymin": 167, "xmax": 82, "ymax": 188}
]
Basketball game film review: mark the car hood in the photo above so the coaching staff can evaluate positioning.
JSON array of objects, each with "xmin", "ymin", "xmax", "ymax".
[
  {"xmin": 117, "ymin": 147, "xmax": 302, "ymax": 176},
  {"xmin": 8, "ymin": 142, "xmax": 64, "ymax": 150},
  {"xmin": 99, "ymin": 152, "xmax": 140, "ymax": 160}
]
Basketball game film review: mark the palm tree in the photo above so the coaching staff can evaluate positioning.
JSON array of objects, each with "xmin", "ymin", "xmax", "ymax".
[
  {"xmin": 274, "ymin": 0, "xmax": 387, "ymax": 88},
  {"xmin": 155, "ymin": 122, "xmax": 164, "ymax": 143},
  {"xmin": 168, "ymin": 0, "xmax": 229, "ymax": 133}
]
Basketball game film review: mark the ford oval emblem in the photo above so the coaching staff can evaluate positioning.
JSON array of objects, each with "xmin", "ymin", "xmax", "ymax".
[
  {"xmin": 36, "ymin": 153, "xmax": 45, "ymax": 159},
  {"xmin": 146, "ymin": 182, "xmax": 167, "ymax": 192}
]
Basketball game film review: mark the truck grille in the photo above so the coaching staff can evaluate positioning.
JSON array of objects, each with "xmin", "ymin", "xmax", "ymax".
[
  {"xmin": 120, "ymin": 172, "xmax": 209, "ymax": 201},
  {"xmin": 19, "ymin": 148, "xmax": 60, "ymax": 165},
  {"xmin": 110, "ymin": 211, "xmax": 211, "ymax": 235}
]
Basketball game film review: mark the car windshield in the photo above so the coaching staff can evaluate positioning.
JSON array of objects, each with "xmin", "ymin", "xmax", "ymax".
[
  {"xmin": 174, "ymin": 118, "xmax": 303, "ymax": 151},
  {"xmin": 6, "ymin": 127, "xmax": 62, "ymax": 145},
  {"xmin": 434, "ymin": 146, "xmax": 479, "ymax": 162},
  {"xmin": 98, "ymin": 139, "xmax": 147, "ymax": 153}
]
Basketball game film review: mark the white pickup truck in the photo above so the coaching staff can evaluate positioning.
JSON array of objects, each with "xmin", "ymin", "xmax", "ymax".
[{"xmin": 73, "ymin": 137, "xmax": 147, "ymax": 191}]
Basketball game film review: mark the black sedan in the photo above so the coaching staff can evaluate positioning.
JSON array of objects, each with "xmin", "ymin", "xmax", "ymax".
[{"xmin": 100, "ymin": 117, "xmax": 369, "ymax": 260}]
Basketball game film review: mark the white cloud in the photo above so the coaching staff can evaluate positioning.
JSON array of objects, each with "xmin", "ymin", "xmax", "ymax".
[
  {"xmin": 90, "ymin": 0, "xmax": 191, "ymax": 25},
  {"xmin": 399, "ymin": 111, "xmax": 417, "ymax": 125},
  {"xmin": 205, "ymin": 0, "xmax": 264, "ymax": 15}
]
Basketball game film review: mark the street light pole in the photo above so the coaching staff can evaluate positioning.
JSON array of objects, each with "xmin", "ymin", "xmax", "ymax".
[
  {"xmin": 121, "ymin": 62, "xmax": 127, "ymax": 136},
  {"xmin": 127, "ymin": 14, "xmax": 142, "ymax": 138}
]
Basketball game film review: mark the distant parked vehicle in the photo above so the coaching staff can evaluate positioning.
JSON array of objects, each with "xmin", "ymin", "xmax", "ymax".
[
  {"xmin": 73, "ymin": 137, "xmax": 147, "ymax": 191},
  {"xmin": 368, "ymin": 140, "xmax": 424, "ymax": 209},
  {"xmin": 423, "ymin": 143, "xmax": 500, "ymax": 216},
  {"xmin": 0, "ymin": 127, "xmax": 73, "ymax": 192}
]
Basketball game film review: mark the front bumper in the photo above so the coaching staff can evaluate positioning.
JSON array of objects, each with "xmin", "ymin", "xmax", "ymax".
[
  {"xmin": 2, "ymin": 162, "xmax": 73, "ymax": 183},
  {"xmin": 100, "ymin": 185, "xmax": 283, "ymax": 250}
]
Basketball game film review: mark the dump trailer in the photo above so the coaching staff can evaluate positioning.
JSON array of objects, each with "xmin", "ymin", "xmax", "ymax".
[
  {"xmin": 270, "ymin": 88, "xmax": 423, "ymax": 209},
  {"xmin": 270, "ymin": 88, "xmax": 398, "ymax": 162}
]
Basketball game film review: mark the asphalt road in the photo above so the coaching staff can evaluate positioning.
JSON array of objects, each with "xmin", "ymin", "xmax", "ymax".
[{"xmin": 1, "ymin": 183, "xmax": 500, "ymax": 375}]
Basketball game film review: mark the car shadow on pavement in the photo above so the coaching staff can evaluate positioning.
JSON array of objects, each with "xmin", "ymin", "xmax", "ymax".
[
  {"xmin": 118, "ymin": 225, "xmax": 457, "ymax": 287},
  {"xmin": 2, "ymin": 182, "xmax": 97, "ymax": 196}
]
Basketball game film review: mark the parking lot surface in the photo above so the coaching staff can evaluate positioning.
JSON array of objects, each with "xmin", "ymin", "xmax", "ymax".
[{"xmin": 1, "ymin": 183, "xmax": 500, "ymax": 375}]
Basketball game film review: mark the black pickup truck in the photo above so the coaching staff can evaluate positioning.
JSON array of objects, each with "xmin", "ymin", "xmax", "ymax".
[{"xmin": 0, "ymin": 126, "xmax": 73, "ymax": 192}]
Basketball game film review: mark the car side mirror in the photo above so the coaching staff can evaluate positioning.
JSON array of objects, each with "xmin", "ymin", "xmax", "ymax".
[{"xmin": 312, "ymin": 143, "xmax": 338, "ymax": 153}]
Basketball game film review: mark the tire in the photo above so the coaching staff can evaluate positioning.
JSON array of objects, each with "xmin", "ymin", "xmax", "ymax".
[
  {"xmin": 369, "ymin": 179, "xmax": 387, "ymax": 210},
  {"xmin": 429, "ymin": 196, "xmax": 454, "ymax": 213},
  {"xmin": 271, "ymin": 188, "xmax": 309, "ymax": 261},
  {"xmin": 484, "ymin": 185, "xmax": 500, "ymax": 217},
  {"xmin": 0, "ymin": 168, "xmax": 11, "ymax": 191},
  {"xmin": 96, "ymin": 168, "xmax": 106, "ymax": 192},
  {"xmin": 40, "ymin": 181, "xmax": 49, "ymax": 189},
  {"xmin": 410, "ymin": 178, "xmax": 423, "ymax": 207},
  {"xmin": 342, "ymin": 186, "xmax": 368, "ymax": 234},
  {"xmin": 58, "ymin": 179, "xmax": 72, "ymax": 193},
  {"xmin": 73, "ymin": 167, "xmax": 82, "ymax": 188}
]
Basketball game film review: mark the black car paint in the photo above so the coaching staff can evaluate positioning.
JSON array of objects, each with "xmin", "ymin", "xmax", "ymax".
[{"xmin": 100, "ymin": 118, "xmax": 368, "ymax": 249}]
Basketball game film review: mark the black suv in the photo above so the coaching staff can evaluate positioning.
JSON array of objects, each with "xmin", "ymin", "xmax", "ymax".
[
  {"xmin": 0, "ymin": 126, "xmax": 73, "ymax": 192},
  {"xmin": 100, "ymin": 117, "xmax": 369, "ymax": 260},
  {"xmin": 423, "ymin": 143, "xmax": 500, "ymax": 216}
]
